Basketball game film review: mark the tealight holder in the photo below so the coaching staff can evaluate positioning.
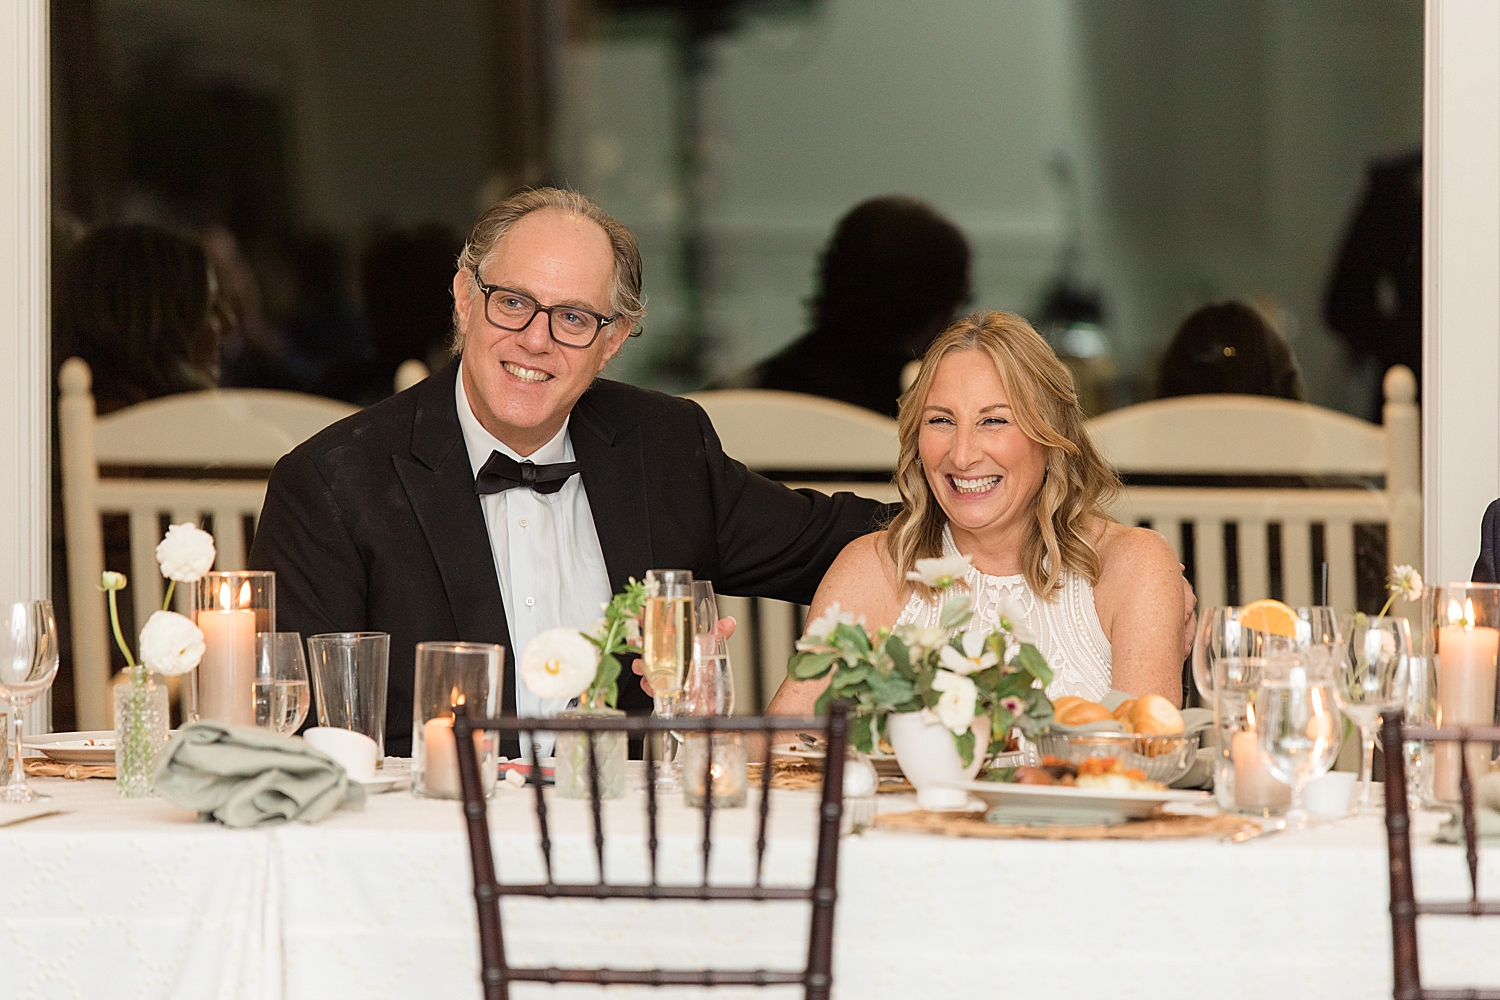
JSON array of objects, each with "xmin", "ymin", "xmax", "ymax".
[
  {"xmin": 413, "ymin": 641, "xmax": 502, "ymax": 800},
  {"xmin": 186, "ymin": 571, "xmax": 274, "ymax": 726},
  {"xmin": 682, "ymin": 732, "xmax": 748, "ymax": 808},
  {"xmin": 1422, "ymin": 583, "xmax": 1500, "ymax": 804}
]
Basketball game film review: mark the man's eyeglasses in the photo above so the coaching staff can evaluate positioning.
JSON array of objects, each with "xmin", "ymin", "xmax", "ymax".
[{"xmin": 471, "ymin": 269, "xmax": 618, "ymax": 348}]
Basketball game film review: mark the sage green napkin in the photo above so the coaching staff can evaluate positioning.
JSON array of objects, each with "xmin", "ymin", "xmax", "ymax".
[
  {"xmin": 155, "ymin": 721, "xmax": 366, "ymax": 828},
  {"xmin": 1435, "ymin": 771, "xmax": 1500, "ymax": 844}
]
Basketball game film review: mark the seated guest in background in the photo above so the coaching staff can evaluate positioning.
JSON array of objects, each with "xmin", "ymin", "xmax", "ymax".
[
  {"xmin": 250, "ymin": 188, "xmax": 889, "ymax": 756},
  {"xmin": 769, "ymin": 311, "xmax": 1190, "ymax": 717},
  {"xmin": 719, "ymin": 195, "xmax": 970, "ymax": 418},
  {"xmin": 1155, "ymin": 300, "xmax": 1305, "ymax": 402},
  {"xmin": 54, "ymin": 222, "xmax": 224, "ymax": 414},
  {"xmin": 1474, "ymin": 498, "xmax": 1500, "ymax": 583}
]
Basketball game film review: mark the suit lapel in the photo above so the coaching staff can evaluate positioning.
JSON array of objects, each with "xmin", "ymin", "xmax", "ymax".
[
  {"xmin": 395, "ymin": 360, "xmax": 516, "ymax": 712},
  {"xmin": 572, "ymin": 388, "xmax": 652, "ymax": 593}
]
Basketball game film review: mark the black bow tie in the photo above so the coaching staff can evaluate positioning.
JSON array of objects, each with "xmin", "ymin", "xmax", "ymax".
[{"xmin": 474, "ymin": 451, "xmax": 582, "ymax": 496}]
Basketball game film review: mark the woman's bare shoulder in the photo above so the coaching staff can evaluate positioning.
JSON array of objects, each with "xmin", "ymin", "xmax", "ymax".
[
  {"xmin": 810, "ymin": 531, "xmax": 907, "ymax": 630},
  {"xmin": 1095, "ymin": 520, "xmax": 1177, "ymax": 572}
]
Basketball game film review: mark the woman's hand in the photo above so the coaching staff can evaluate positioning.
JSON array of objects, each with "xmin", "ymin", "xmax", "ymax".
[{"xmin": 632, "ymin": 616, "xmax": 736, "ymax": 697}]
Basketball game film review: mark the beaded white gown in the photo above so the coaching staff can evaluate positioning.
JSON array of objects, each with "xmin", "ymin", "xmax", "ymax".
[{"xmin": 894, "ymin": 525, "xmax": 1114, "ymax": 701}]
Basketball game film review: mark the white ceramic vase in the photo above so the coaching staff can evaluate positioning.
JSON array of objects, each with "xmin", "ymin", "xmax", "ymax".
[{"xmin": 885, "ymin": 710, "xmax": 989, "ymax": 810}]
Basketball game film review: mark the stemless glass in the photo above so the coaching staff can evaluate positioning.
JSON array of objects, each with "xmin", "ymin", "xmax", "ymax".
[
  {"xmin": 253, "ymin": 632, "xmax": 311, "ymax": 735},
  {"xmin": 1256, "ymin": 664, "xmax": 1342, "ymax": 829},
  {"xmin": 0, "ymin": 601, "xmax": 59, "ymax": 803},
  {"xmin": 643, "ymin": 569, "xmax": 694, "ymax": 791},
  {"xmin": 1333, "ymin": 613, "xmax": 1413, "ymax": 812}
]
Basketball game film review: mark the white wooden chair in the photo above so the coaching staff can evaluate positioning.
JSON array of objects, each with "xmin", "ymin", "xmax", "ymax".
[
  {"xmin": 58, "ymin": 358, "xmax": 358, "ymax": 729},
  {"xmin": 684, "ymin": 390, "xmax": 899, "ymax": 712},
  {"xmin": 1085, "ymin": 365, "xmax": 1421, "ymax": 613}
]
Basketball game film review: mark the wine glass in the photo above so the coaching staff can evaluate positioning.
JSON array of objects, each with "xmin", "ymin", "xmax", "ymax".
[
  {"xmin": 684, "ymin": 580, "xmax": 735, "ymax": 718},
  {"xmin": 1194, "ymin": 605, "xmax": 1343, "ymax": 704},
  {"xmin": 1333, "ymin": 613, "xmax": 1412, "ymax": 812},
  {"xmin": 1256, "ymin": 664, "xmax": 1342, "ymax": 829},
  {"xmin": 643, "ymin": 569, "xmax": 694, "ymax": 791},
  {"xmin": 253, "ymin": 632, "xmax": 311, "ymax": 735},
  {"xmin": 0, "ymin": 600, "xmax": 59, "ymax": 803}
]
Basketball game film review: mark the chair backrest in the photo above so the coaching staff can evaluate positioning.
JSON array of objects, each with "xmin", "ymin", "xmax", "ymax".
[
  {"xmin": 395, "ymin": 358, "xmax": 430, "ymax": 393},
  {"xmin": 57, "ymin": 357, "xmax": 357, "ymax": 729},
  {"xmin": 1379, "ymin": 711, "xmax": 1500, "ymax": 999},
  {"xmin": 453, "ymin": 705, "xmax": 851, "ymax": 1000},
  {"xmin": 685, "ymin": 390, "xmax": 898, "ymax": 711},
  {"xmin": 1084, "ymin": 365, "xmax": 1421, "ymax": 611}
]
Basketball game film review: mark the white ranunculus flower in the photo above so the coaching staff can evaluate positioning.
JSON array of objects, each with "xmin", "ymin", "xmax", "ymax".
[
  {"xmin": 893, "ymin": 624, "xmax": 948, "ymax": 659},
  {"xmin": 138, "ymin": 610, "xmax": 206, "ymax": 676},
  {"xmin": 100, "ymin": 571, "xmax": 127, "ymax": 591},
  {"xmin": 928, "ymin": 669, "xmax": 978, "ymax": 734},
  {"xmin": 938, "ymin": 629, "xmax": 999, "ymax": 676},
  {"xmin": 995, "ymin": 592, "xmax": 1034, "ymax": 645},
  {"xmin": 155, "ymin": 523, "xmax": 217, "ymax": 582},
  {"xmin": 520, "ymin": 628, "xmax": 599, "ymax": 700},
  {"xmin": 1390, "ymin": 565, "xmax": 1423, "ymax": 603},
  {"xmin": 796, "ymin": 602, "xmax": 859, "ymax": 651},
  {"xmin": 905, "ymin": 554, "xmax": 973, "ymax": 590}
]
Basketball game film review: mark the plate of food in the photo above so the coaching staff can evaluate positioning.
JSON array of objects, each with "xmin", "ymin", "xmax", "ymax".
[
  {"xmin": 960, "ymin": 756, "xmax": 1209, "ymax": 826},
  {"xmin": 770, "ymin": 739, "xmax": 905, "ymax": 777},
  {"xmin": 22, "ymin": 731, "xmax": 116, "ymax": 765}
]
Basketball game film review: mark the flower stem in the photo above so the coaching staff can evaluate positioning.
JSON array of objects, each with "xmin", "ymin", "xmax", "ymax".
[
  {"xmin": 161, "ymin": 579, "xmax": 175, "ymax": 611},
  {"xmin": 107, "ymin": 589, "xmax": 137, "ymax": 669}
]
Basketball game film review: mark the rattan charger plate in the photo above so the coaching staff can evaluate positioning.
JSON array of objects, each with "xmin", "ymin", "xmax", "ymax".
[{"xmin": 873, "ymin": 808, "xmax": 1257, "ymax": 841}]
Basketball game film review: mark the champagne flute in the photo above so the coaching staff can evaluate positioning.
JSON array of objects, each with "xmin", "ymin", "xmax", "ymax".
[
  {"xmin": 1333, "ymin": 613, "xmax": 1412, "ymax": 812},
  {"xmin": 1256, "ymin": 664, "xmax": 1342, "ymax": 829},
  {"xmin": 253, "ymin": 632, "xmax": 311, "ymax": 735},
  {"xmin": 684, "ymin": 580, "xmax": 735, "ymax": 718},
  {"xmin": 643, "ymin": 569, "xmax": 694, "ymax": 791},
  {"xmin": 0, "ymin": 600, "xmax": 59, "ymax": 803}
]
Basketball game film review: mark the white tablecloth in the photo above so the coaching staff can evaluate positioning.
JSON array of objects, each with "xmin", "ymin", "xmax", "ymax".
[{"xmin": 1, "ymin": 773, "xmax": 1497, "ymax": 999}]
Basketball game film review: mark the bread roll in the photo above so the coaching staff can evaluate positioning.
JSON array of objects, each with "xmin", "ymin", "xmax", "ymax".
[
  {"xmin": 1128, "ymin": 694, "xmax": 1184, "ymax": 735},
  {"xmin": 1053, "ymin": 696, "xmax": 1113, "ymax": 726},
  {"xmin": 1111, "ymin": 699, "xmax": 1136, "ymax": 724}
]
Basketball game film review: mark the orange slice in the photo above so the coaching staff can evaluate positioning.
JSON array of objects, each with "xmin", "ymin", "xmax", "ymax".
[{"xmin": 1237, "ymin": 599, "xmax": 1298, "ymax": 637}]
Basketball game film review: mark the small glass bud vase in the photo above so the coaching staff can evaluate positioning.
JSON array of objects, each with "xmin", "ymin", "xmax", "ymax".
[
  {"xmin": 114, "ymin": 667, "xmax": 169, "ymax": 797},
  {"xmin": 554, "ymin": 704, "xmax": 627, "ymax": 800}
]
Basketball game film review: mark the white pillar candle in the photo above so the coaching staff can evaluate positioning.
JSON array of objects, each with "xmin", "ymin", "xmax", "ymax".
[
  {"xmin": 422, "ymin": 716, "xmax": 460, "ymax": 798},
  {"xmin": 195, "ymin": 608, "xmax": 256, "ymax": 725},
  {"xmin": 1434, "ymin": 615, "xmax": 1500, "ymax": 801},
  {"xmin": 1232, "ymin": 730, "xmax": 1291, "ymax": 809}
]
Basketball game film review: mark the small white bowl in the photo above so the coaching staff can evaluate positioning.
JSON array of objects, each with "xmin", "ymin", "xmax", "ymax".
[
  {"xmin": 303, "ymin": 727, "xmax": 378, "ymax": 782},
  {"xmin": 1304, "ymin": 771, "xmax": 1358, "ymax": 818}
]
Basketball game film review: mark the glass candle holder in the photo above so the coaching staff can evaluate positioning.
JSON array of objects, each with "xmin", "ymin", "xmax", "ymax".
[
  {"xmin": 1422, "ymin": 583, "xmax": 1500, "ymax": 803},
  {"xmin": 187, "ymin": 571, "xmax": 274, "ymax": 726},
  {"xmin": 682, "ymin": 732, "xmax": 748, "ymax": 808},
  {"xmin": 1211, "ymin": 656, "xmax": 1291, "ymax": 816},
  {"xmin": 413, "ymin": 641, "xmax": 503, "ymax": 800}
]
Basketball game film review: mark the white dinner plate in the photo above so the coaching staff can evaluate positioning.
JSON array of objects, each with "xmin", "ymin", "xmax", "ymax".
[
  {"xmin": 770, "ymin": 743, "xmax": 905, "ymax": 777},
  {"xmin": 22, "ymin": 731, "xmax": 116, "ymax": 765},
  {"xmin": 955, "ymin": 779, "xmax": 1210, "ymax": 827},
  {"xmin": 357, "ymin": 775, "xmax": 406, "ymax": 794}
]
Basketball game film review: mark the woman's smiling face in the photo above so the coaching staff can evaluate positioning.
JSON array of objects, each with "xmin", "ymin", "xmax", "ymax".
[{"xmin": 917, "ymin": 349, "xmax": 1049, "ymax": 541}]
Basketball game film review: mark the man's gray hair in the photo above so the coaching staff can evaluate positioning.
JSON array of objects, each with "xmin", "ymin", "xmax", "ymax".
[{"xmin": 451, "ymin": 187, "xmax": 646, "ymax": 354}]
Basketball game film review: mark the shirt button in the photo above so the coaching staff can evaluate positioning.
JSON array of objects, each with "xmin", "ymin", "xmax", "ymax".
[
  {"xmin": 525, "ymin": 597, "xmax": 535, "ymax": 607},
  {"xmin": 518, "ymin": 517, "xmax": 529, "ymax": 527}
]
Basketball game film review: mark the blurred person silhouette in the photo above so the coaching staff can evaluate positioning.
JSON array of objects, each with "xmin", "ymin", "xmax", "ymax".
[
  {"xmin": 54, "ymin": 222, "xmax": 224, "ymax": 414},
  {"xmin": 207, "ymin": 225, "xmax": 303, "ymax": 393},
  {"xmin": 1155, "ymin": 300, "xmax": 1305, "ymax": 402},
  {"xmin": 312, "ymin": 223, "xmax": 464, "ymax": 405},
  {"xmin": 1324, "ymin": 149, "xmax": 1422, "ymax": 422},
  {"xmin": 721, "ymin": 196, "xmax": 970, "ymax": 418}
]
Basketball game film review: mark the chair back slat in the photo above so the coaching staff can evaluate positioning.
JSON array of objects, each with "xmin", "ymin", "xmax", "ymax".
[
  {"xmin": 755, "ymin": 737, "xmax": 775, "ymax": 888},
  {"xmin": 1460, "ymin": 743, "xmax": 1481, "ymax": 903},
  {"xmin": 452, "ymin": 708, "xmax": 850, "ymax": 998}
]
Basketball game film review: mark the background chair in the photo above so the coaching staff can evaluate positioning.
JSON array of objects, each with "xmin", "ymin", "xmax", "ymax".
[
  {"xmin": 454, "ymin": 705, "xmax": 850, "ymax": 999},
  {"xmin": 1380, "ymin": 711, "xmax": 1500, "ymax": 999},
  {"xmin": 58, "ymin": 357, "xmax": 357, "ymax": 729},
  {"xmin": 684, "ymin": 389, "xmax": 898, "ymax": 712},
  {"xmin": 1085, "ymin": 364, "xmax": 1420, "ymax": 612}
]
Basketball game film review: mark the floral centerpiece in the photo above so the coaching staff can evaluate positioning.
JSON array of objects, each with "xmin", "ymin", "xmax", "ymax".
[
  {"xmin": 103, "ymin": 522, "xmax": 216, "ymax": 796},
  {"xmin": 787, "ymin": 553, "xmax": 1054, "ymax": 794},
  {"xmin": 519, "ymin": 579, "xmax": 646, "ymax": 798}
]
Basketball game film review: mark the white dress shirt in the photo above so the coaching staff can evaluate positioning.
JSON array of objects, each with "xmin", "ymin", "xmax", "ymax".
[{"xmin": 455, "ymin": 363, "xmax": 613, "ymax": 759}]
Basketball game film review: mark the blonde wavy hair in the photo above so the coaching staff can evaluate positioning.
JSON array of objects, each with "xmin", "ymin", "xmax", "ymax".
[{"xmin": 885, "ymin": 310, "xmax": 1120, "ymax": 600}]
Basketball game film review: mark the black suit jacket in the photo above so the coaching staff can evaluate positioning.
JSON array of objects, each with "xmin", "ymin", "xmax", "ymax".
[
  {"xmin": 1474, "ymin": 499, "xmax": 1500, "ymax": 584},
  {"xmin": 249, "ymin": 359, "xmax": 889, "ymax": 754}
]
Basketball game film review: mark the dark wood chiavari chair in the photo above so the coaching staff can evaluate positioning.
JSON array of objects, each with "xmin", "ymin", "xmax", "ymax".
[
  {"xmin": 1380, "ymin": 710, "xmax": 1500, "ymax": 1000},
  {"xmin": 453, "ymin": 703, "xmax": 852, "ymax": 1000}
]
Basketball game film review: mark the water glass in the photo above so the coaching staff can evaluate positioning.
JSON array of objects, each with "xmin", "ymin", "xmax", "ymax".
[
  {"xmin": 306, "ymin": 632, "xmax": 390, "ymax": 758},
  {"xmin": 253, "ymin": 632, "xmax": 311, "ymax": 735},
  {"xmin": 1256, "ymin": 665, "xmax": 1342, "ymax": 828},
  {"xmin": 1333, "ymin": 613, "xmax": 1413, "ymax": 812},
  {"xmin": 0, "ymin": 601, "xmax": 58, "ymax": 803},
  {"xmin": 1194, "ymin": 605, "xmax": 1342, "ymax": 703},
  {"xmin": 412, "ymin": 641, "xmax": 502, "ymax": 800},
  {"xmin": 1211, "ymin": 656, "xmax": 1290, "ymax": 816}
]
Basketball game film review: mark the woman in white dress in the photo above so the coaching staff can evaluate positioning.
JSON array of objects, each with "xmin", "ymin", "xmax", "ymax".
[{"xmin": 767, "ymin": 310, "xmax": 1188, "ymax": 714}]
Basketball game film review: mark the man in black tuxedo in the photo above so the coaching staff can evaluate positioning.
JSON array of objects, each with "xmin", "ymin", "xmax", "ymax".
[{"xmin": 248, "ymin": 189, "xmax": 887, "ymax": 755}]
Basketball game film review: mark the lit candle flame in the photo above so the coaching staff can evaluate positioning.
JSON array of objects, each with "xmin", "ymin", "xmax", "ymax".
[
  {"xmin": 239, "ymin": 580, "xmax": 252, "ymax": 605},
  {"xmin": 450, "ymin": 686, "xmax": 465, "ymax": 709},
  {"xmin": 219, "ymin": 580, "xmax": 232, "ymax": 608},
  {"xmin": 1449, "ymin": 598, "xmax": 1476, "ymax": 628},
  {"xmin": 1245, "ymin": 701, "xmax": 1256, "ymax": 730}
]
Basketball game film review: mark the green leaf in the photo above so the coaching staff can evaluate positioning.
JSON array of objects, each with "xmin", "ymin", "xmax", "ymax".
[
  {"xmin": 814, "ymin": 685, "xmax": 833, "ymax": 716},
  {"xmin": 939, "ymin": 594, "xmax": 973, "ymax": 631},
  {"xmin": 1014, "ymin": 643, "xmax": 1053, "ymax": 687},
  {"xmin": 885, "ymin": 636, "xmax": 913, "ymax": 678},
  {"xmin": 849, "ymin": 712, "xmax": 874, "ymax": 754},
  {"xmin": 831, "ymin": 622, "xmax": 872, "ymax": 655},
  {"xmin": 866, "ymin": 673, "xmax": 918, "ymax": 708},
  {"xmin": 829, "ymin": 664, "xmax": 870, "ymax": 690},
  {"xmin": 593, "ymin": 653, "xmax": 622, "ymax": 707},
  {"xmin": 953, "ymin": 727, "xmax": 976, "ymax": 767},
  {"xmin": 788, "ymin": 650, "xmax": 840, "ymax": 680}
]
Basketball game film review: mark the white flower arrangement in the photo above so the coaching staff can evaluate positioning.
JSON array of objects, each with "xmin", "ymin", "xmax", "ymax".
[
  {"xmin": 154, "ymin": 523, "xmax": 217, "ymax": 582},
  {"xmin": 137, "ymin": 610, "xmax": 207, "ymax": 677},
  {"xmin": 520, "ymin": 628, "xmax": 600, "ymax": 700},
  {"xmin": 102, "ymin": 522, "xmax": 215, "ymax": 680}
]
